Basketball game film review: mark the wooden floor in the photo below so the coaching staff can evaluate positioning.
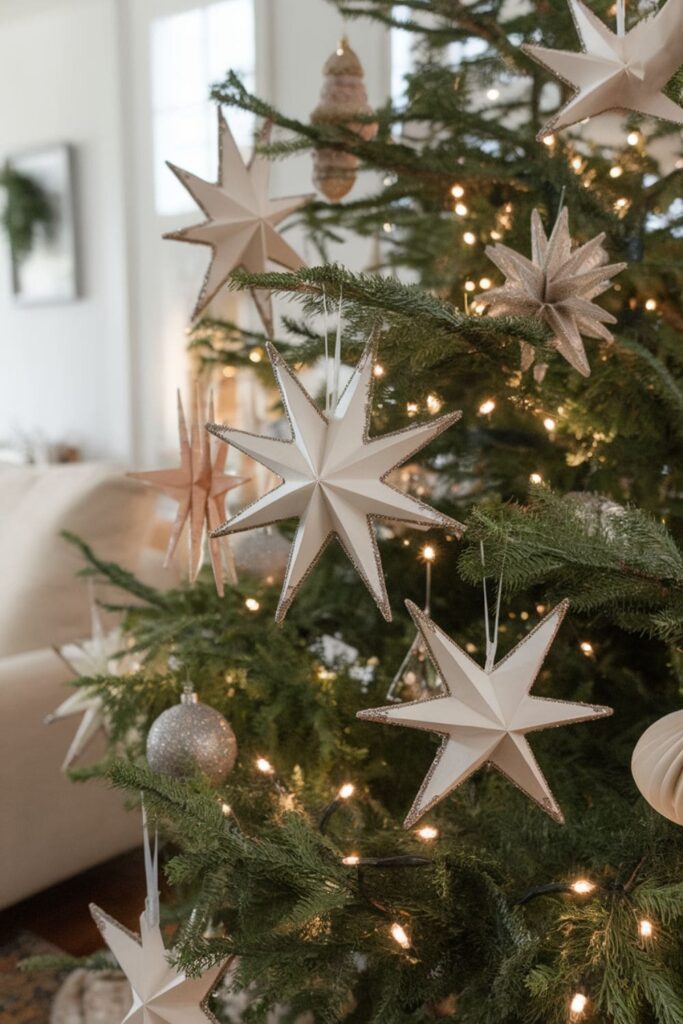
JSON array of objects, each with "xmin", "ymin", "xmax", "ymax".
[{"xmin": 0, "ymin": 848, "xmax": 147, "ymax": 956}]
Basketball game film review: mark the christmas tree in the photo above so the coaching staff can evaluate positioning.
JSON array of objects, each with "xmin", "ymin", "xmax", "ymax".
[{"xmin": 46, "ymin": 1, "xmax": 683, "ymax": 1021}]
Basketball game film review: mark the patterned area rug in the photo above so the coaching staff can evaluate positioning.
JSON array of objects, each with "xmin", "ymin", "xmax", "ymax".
[{"xmin": 0, "ymin": 931, "xmax": 66, "ymax": 1024}]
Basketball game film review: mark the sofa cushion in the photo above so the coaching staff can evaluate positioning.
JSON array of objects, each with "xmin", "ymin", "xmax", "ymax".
[
  {"xmin": 0, "ymin": 463, "xmax": 155, "ymax": 658},
  {"xmin": 0, "ymin": 646, "xmax": 141, "ymax": 909}
]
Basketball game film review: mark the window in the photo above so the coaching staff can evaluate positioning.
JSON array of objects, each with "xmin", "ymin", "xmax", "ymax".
[{"xmin": 151, "ymin": 0, "xmax": 256, "ymax": 215}]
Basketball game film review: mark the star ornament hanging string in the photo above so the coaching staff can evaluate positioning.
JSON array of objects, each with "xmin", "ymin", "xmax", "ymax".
[
  {"xmin": 207, "ymin": 339, "xmax": 464, "ymax": 622},
  {"xmin": 357, "ymin": 599, "xmax": 613, "ymax": 827},
  {"xmin": 165, "ymin": 110, "xmax": 313, "ymax": 333},
  {"xmin": 524, "ymin": 0, "xmax": 683, "ymax": 138}
]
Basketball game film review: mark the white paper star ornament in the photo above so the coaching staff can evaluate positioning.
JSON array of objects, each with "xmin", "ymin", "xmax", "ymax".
[
  {"xmin": 165, "ymin": 110, "xmax": 313, "ymax": 333},
  {"xmin": 524, "ymin": 0, "xmax": 683, "ymax": 138},
  {"xmin": 358, "ymin": 600, "xmax": 613, "ymax": 827},
  {"xmin": 91, "ymin": 905, "xmax": 225, "ymax": 1024},
  {"xmin": 207, "ymin": 341, "xmax": 464, "ymax": 622},
  {"xmin": 47, "ymin": 606, "xmax": 130, "ymax": 770}
]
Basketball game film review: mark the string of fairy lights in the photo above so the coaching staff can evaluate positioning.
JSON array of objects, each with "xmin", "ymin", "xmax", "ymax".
[{"xmin": 219, "ymin": 542, "xmax": 651, "ymax": 1021}]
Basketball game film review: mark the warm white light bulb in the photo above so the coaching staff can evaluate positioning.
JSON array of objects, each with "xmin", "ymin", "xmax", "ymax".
[
  {"xmin": 609, "ymin": 165, "xmax": 623, "ymax": 178},
  {"xmin": 422, "ymin": 545, "xmax": 436, "ymax": 563},
  {"xmin": 451, "ymin": 184, "xmax": 465, "ymax": 199},
  {"xmin": 543, "ymin": 134, "xmax": 555, "ymax": 147},
  {"xmin": 639, "ymin": 918, "xmax": 654, "ymax": 938},
  {"xmin": 645, "ymin": 298, "xmax": 657, "ymax": 311},
  {"xmin": 479, "ymin": 399, "xmax": 495, "ymax": 415},
  {"xmin": 417, "ymin": 825, "xmax": 439, "ymax": 840},
  {"xmin": 256, "ymin": 757, "xmax": 274, "ymax": 774},
  {"xmin": 338, "ymin": 783, "xmax": 355, "ymax": 800},
  {"xmin": 627, "ymin": 130, "xmax": 639, "ymax": 146},
  {"xmin": 406, "ymin": 402, "xmax": 419, "ymax": 416},
  {"xmin": 463, "ymin": 231, "xmax": 476, "ymax": 245},
  {"xmin": 478, "ymin": 277, "xmax": 492, "ymax": 290},
  {"xmin": 529, "ymin": 472, "xmax": 543, "ymax": 485},
  {"xmin": 222, "ymin": 365, "xmax": 237, "ymax": 378},
  {"xmin": 426, "ymin": 393, "xmax": 442, "ymax": 414},
  {"xmin": 454, "ymin": 202, "xmax": 468, "ymax": 216},
  {"xmin": 249, "ymin": 348, "xmax": 263, "ymax": 363},
  {"xmin": 543, "ymin": 417, "xmax": 556, "ymax": 432},
  {"xmin": 570, "ymin": 992, "xmax": 588, "ymax": 1017},
  {"xmin": 465, "ymin": 280, "xmax": 476, "ymax": 292},
  {"xmin": 486, "ymin": 87, "xmax": 500, "ymax": 101},
  {"xmin": 383, "ymin": 222, "xmax": 393, "ymax": 233},
  {"xmin": 580, "ymin": 641, "xmax": 594, "ymax": 656},
  {"xmin": 615, "ymin": 197, "xmax": 628, "ymax": 209},
  {"xmin": 390, "ymin": 922, "xmax": 411, "ymax": 949},
  {"xmin": 221, "ymin": 802, "xmax": 232, "ymax": 816},
  {"xmin": 245, "ymin": 597, "xmax": 260, "ymax": 611},
  {"xmin": 571, "ymin": 879, "xmax": 595, "ymax": 895},
  {"xmin": 373, "ymin": 363, "xmax": 385, "ymax": 377},
  {"xmin": 342, "ymin": 854, "xmax": 360, "ymax": 866}
]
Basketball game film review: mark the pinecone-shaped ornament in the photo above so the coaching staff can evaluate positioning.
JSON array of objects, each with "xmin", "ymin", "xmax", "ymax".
[{"xmin": 310, "ymin": 37, "xmax": 378, "ymax": 201}]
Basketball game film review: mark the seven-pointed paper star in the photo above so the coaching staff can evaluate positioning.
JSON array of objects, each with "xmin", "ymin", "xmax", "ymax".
[
  {"xmin": 91, "ymin": 905, "xmax": 225, "ymax": 1024},
  {"xmin": 476, "ymin": 207, "xmax": 625, "ymax": 377},
  {"xmin": 165, "ymin": 110, "xmax": 313, "ymax": 333},
  {"xmin": 358, "ymin": 600, "xmax": 613, "ymax": 827},
  {"xmin": 47, "ymin": 608, "xmax": 129, "ymax": 770},
  {"xmin": 207, "ymin": 341, "xmax": 464, "ymax": 622},
  {"xmin": 524, "ymin": 0, "xmax": 683, "ymax": 138},
  {"xmin": 130, "ymin": 389, "xmax": 247, "ymax": 597}
]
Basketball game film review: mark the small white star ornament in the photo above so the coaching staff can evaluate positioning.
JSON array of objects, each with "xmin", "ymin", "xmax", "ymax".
[
  {"xmin": 47, "ymin": 606, "xmax": 131, "ymax": 770},
  {"xmin": 476, "ymin": 207, "xmax": 625, "ymax": 377},
  {"xmin": 524, "ymin": 0, "xmax": 683, "ymax": 138},
  {"xmin": 208, "ymin": 341, "xmax": 464, "ymax": 622},
  {"xmin": 358, "ymin": 600, "xmax": 613, "ymax": 827},
  {"xmin": 130, "ymin": 389, "xmax": 247, "ymax": 596},
  {"xmin": 90, "ymin": 905, "xmax": 225, "ymax": 1024},
  {"xmin": 165, "ymin": 110, "xmax": 313, "ymax": 333}
]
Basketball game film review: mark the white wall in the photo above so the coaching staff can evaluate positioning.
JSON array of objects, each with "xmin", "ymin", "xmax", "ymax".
[
  {"xmin": 0, "ymin": 0, "xmax": 133, "ymax": 462},
  {"xmin": 0, "ymin": 0, "xmax": 391, "ymax": 467}
]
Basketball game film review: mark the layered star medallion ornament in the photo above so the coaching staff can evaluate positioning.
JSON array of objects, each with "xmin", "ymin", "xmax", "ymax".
[
  {"xmin": 523, "ymin": 0, "xmax": 683, "ymax": 138},
  {"xmin": 358, "ymin": 600, "xmax": 613, "ymax": 826},
  {"xmin": 207, "ymin": 341, "xmax": 464, "ymax": 622},
  {"xmin": 47, "ymin": 606, "xmax": 130, "ymax": 770},
  {"xmin": 476, "ymin": 207, "xmax": 626, "ymax": 377},
  {"xmin": 91, "ymin": 905, "xmax": 225, "ymax": 1024},
  {"xmin": 165, "ymin": 110, "xmax": 313, "ymax": 333},
  {"xmin": 130, "ymin": 389, "xmax": 247, "ymax": 596}
]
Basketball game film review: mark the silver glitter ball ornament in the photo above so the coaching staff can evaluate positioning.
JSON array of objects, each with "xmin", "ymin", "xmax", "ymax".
[{"xmin": 146, "ymin": 686, "xmax": 237, "ymax": 786}]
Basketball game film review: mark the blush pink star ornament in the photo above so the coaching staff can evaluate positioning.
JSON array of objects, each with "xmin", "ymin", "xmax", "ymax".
[
  {"xmin": 130, "ymin": 389, "xmax": 247, "ymax": 596},
  {"xmin": 208, "ymin": 340, "xmax": 464, "ymax": 622},
  {"xmin": 165, "ymin": 110, "xmax": 313, "ymax": 334},
  {"xmin": 358, "ymin": 600, "xmax": 613, "ymax": 827},
  {"xmin": 524, "ymin": 0, "xmax": 683, "ymax": 138}
]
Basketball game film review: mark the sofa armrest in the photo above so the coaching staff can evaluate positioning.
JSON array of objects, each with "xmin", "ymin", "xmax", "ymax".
[{"xmin": 0, "ymin": 647, "xmax": 140, "ymax": 910}]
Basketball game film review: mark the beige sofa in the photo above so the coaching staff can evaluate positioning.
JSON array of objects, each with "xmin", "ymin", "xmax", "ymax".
[{"xmin": 0, "ymin": 463, "xmax": 161, "ymax": 909}]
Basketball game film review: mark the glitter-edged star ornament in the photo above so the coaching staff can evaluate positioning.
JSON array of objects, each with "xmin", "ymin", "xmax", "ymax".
[
  {"xmin": 47, "ymin": 608, "xmax": 130, "ymax": 770},
  {"xmin": 208, "ymin": 341, "xmax": 464, "ymax": 622},
  {"xmin": 91, "ymin": 905, "xmax": 225, "ymax": 1024},
  {"xmin": 358, "ymin": 600, "xmax": 613, "ymax": 826},
  {"xmin": 524, "ymin": 0, "xmax": 683, "ymax": 138},
  {"xmin": 130, "ymin": 389, "xmax": 247, "ymax": 596},
  {"xmin": 476, "ymin": 207, "xmax": 625, "ymax": 377},
  {"xmin": 165, "ymin": 110, "xmax": 313, "ymax": 333}
]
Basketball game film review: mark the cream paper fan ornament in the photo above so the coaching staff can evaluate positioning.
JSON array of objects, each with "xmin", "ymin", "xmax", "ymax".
[
  {"xmin": 523, "ymin": 0, "xmax": 683, "ymax": 138},
  {"xmin": 475, "ymin": 207, "xmax": 626, "ymax": 377},
  {"xmin": 130, "ymin": 389, "xmax": 247, "ymax": 596},
  {"xmin": 165, "ymin": 110, "xmax": 313, "ymax": 333},
  {"xmin": 357, "ymin": 600, "xmax": 613, "ymax": 827},
  {"xmin": 207, "ymin": 340, "xmax": 464, "ymax": 622},
  {"xmin": 47, "ymin": 605, "xmax": 131, "ymax": 770},
  {"xmin": 631, "ymin": 709, "xmax": 683, "ymax": 826}
]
